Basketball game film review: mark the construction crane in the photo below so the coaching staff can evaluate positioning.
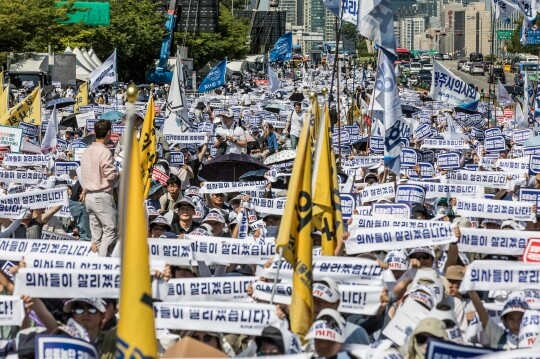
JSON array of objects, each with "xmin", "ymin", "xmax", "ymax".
[{"xmin": 147, "ymin": 0, "xmax": 180, "ymax": 84}]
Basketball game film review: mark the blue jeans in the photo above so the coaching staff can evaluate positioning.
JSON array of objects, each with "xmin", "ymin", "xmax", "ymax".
[{"xmin": 69, "ymin": 200, "xmax": 91, "ymax": 241}]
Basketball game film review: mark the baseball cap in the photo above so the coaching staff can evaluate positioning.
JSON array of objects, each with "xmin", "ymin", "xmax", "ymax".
[
  {"xmin": 408, "ymin": 247, "xmax": 436, "ymax": 259},
  {"xmin": 174, "ymin": 197, "xmax": 196, "ymax": 210},
  {"xmin": 313, "ymin": 277, "xmax": 340, "ymax": 303},
  {"xmin": 445, "ymin": 265, "xmax": 464, "ymax": 281},
  {"xmin": 63, "ymin": 298, "xmax": 106, "ymax": 313},
  {"xmin": 190, "ymin": 223, "xmax": 213, "ymax": 236},
  {"xmin": 149, "ymin": 216, "xmax": 172, "ymax": 231},
  {"xmin": 384, "ymin": 250, "xmax": 409, "ymax": 271},
  {"xmin": 305, "ymin": 309, "xmax": 346, "ymax": 343},
  {"xmin": 501, "ymin": 298, "xmax": 529, "ymax": 317},
  {"xmin": 203, "ymin": 210, "xmax": 226, "ymax": 224}
]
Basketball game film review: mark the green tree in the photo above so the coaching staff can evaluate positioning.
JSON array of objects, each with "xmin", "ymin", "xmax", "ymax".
[
  {"xmin": 0, "ymin": 0, "xmax": 165, "ymax": 82},
  {"xmin": 176, "ymin": 4, "xmax": 250, "ymax": 70},
  {"xmin": 341, "ymin": 22, "xmax": 370, "ymax": 57}
]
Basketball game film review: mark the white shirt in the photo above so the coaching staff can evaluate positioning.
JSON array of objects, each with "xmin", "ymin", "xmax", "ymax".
[
  {"xmin": 242, "ymin": 93, "xmax": 252, "ymax": 106},
  {"xmin": 216, "ymin": 123, "xmax": 246, "ymax": 155},
  {"xmin": 287, "ymin": 110, "xmax": 305, "ymax": 137}
]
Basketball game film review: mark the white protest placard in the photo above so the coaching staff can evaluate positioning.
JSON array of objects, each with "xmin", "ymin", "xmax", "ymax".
[
  {"xmin": 165, "ymin": 133, "xmax": 208, "ymax": 145},
  {"xmin": 2, "ymin": 154, "xmax": 50, "ymax": 167},
  {"xmin": 23, "ymin": 253, "xmax": 164, "ymax": 273},
  {"xmin": 0, "ymin": 239, "xmax": 93, "ymax": 261},
  {"xmin": 164, "ymin": 276, "xmax": 255, "ymax": 302},
  {"xmin": 0, "ymin": 125, "xmax": 23, "ymax": 152},
  {"xmin": 407, "ymin": 181, "xmax": 483, "ymax": 199},
  {"xmin": 0, "ymin": 170, "xmax": 47, "ymax": 184},
  {"xmin": 13, "ymin": 268, "xmax": 119, "ymax": 298},
  {"xmin": 495, "ymin": 157, "xmax": 530, "ymax": 172},
  {"xmin": 252, "ymin": 280, "xmax": 383, "ymax": 316},
  {"xmin": 349, "ymin": 216, "xmax": 448, "ymax": 229},
  {"xmin": 346, "ymin": 225, "xmax": 455, "ymax": 254},
  {"xmin": 446, "ymin": 170, "xmax": 514, "ymax": 189},
  {"xmin": 147, "ymin": 238, "xmax": 194, "ymax": 266},
  {"xmin": 36, "ymin": 336, "xmax": 99, "ymax": 359},
  {"xmin": 0, "ymin": 296, "xmax": 25, "ymax": 326},
  {"xmin": 250, "ymin": 197, "xmax": 286, "ymax": 215},
  {"xmin": 187, "ymin": 236, "xmax": 276, "ymax": 265},
  {"xmin": 455, "ymin": 197, "xmax": 535, "ymax": 221},
  {"xmin": 458, "ymin": 228, "xmax": 533, "ymax": 256},
  {"xmin": 153, "ymin": 301, "xmax": 280, "ymax": 336},
  {"xmin": 360, "ymin": 183, "xmax": 395, "ymax": 204},
  {"xmin": 421, "ymin": 139, "xmax": 470, "ymax": 150},
  {"xmin": 341, "ymin": 156, "xmax": 383, "ymax": 168},
  {"xmin": 459, "ymin": 260, "xmax": 540, "ymax": 292},
  {"xmin": 338, "ymin": 284, "xmax": 383, "ymax": 316},
  {"xmin": 41, "ymin": 230, "xmax": 77, "ymax": 241},
  {"xmin": 0, "ymin": 187, "xmax": 69, "ymax": 210},
  {"xmin": 75, "ymin": 111, "xmax": 96, "ymax": 128},
  {"xmin": 262, "ymin": 256, "xmax": 383, "ymax": 285},
  {"xmin": 199, "ymin": 181, "xmax": 267, "ymax": 194}
]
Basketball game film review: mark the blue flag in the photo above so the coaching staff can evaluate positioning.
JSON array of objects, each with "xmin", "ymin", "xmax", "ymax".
[
  {"xmin": 269, "ymin": 32, "xmax": 292, "ymax": 62},
  {"xmin": 198, "ymin": 59, "xmax": 227, "ymax": 93}
]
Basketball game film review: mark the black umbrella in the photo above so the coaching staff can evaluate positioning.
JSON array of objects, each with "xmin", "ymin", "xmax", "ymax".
[
  {"xmin": 289, "ymin": 92, "xmax": 305, "ymax": 102},
  {"xmin": 60, "ymin": 113, "xmax": 79, "ymax": 128},
  {"xmin": 45, "ymin": 98, "xmax": 76, "ymax": 110},
  {"xmin": 401, "ymin": 104, "xmax": 420, "ymax": 118},
  {"xmin": 199, "ymin": 153, "xmax": 269, "ymax": 182}
]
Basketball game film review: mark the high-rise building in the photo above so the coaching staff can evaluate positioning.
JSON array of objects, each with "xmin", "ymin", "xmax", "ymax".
[
  {"xmin": 279, "ymin": 0, "xmax": 298, "ymax": 28},
  {"xmin": 439, "ymin": 1, "xmax": 490, "ymax": 57},
  {"xmin": 399, "ymin": 17, "xmax": 427, "ymax": 50}
]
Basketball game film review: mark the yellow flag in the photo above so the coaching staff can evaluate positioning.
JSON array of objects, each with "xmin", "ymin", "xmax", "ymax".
[
  {"xmin": 116, "ymin": 124, "xmax": 158, "ymax": 358},
  {"xmin": 140, "ymin": 96, "xmax": 157, "ymax": 198},
  {"xmin": 275, "ymin": 118, "xmax": 313, "ymax": 339},
  {"xmin": 0, "ymin": 85, "xmax": 8, "ymax": 117},
  {"xmin": 347, "ymin": 99, "xmax": 361, "ymax": 125},
  {"xmin": 74, "ymin": 82, "xmax": 88, "ymax": 112},
  {"xmin": 0, "ymin": 71, "xmax": 4, "ymax": 90},
  {"xmin": 312, "ymin": 104, "xmax": 344, "ymax": 256},
  {"xmin": 0, "ymin": 87, "xmax": 41, "ymax": 126}
]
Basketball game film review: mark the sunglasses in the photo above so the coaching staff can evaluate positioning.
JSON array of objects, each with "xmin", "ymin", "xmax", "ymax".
[
  {"xmin": 212, "ymin": 193, "xmax": 225, "ymax": 197},
  {"xmin": 192, "ymin": 334, "xmax": 215, "ymax": 343},
  {"xmin": 410, "ymin": 253, "xmax": 432, "ymax": 261},
  {"xmin": 73, "ymin": 306, "xmax": 99, "ymax": 315}
]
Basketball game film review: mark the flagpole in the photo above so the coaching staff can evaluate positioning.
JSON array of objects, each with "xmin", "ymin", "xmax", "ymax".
[
  {"xmin": 488, "ymin": 8, "xmax": 496, "ymax": 129},
  {"xmin": 269, "ymin": 247, "xmax": 284, "ymax": 304},
  {"xmin": 367, "ymin": 51, "xmax": 383, "ymax": 155},
  {"xmin": 114, "ymin": 47, "xmax": 118, "ymax": 110},
  {"xmin": 119, "ymin": 84, "xmax": 138, "ymax": 258}
]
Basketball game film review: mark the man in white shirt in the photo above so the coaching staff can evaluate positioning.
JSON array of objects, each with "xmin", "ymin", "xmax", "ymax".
[
  {"xmin": 285, "ymin": 102, "xmax": 306, "ymax": 149},
  {"xmin": 213, "ymin": 109, "xmax": 247, "ymax": 155},
  {"xmin": 241, "ymin": 89, "xmax": 252, "ymax": 106}
]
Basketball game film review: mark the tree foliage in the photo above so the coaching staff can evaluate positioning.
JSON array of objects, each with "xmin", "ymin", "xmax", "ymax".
[
  {"xmin": 175, "ymin": 4, "xmax": 250, "ymax": 70},
  {"xmin": 0, "ymin": 0, "xmax": 250, "ymax": 81}
]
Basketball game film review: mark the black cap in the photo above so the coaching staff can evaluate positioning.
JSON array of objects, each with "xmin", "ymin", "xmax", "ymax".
[{"xmin": 255, "ymin": 326, "xmax": 285, "ymax": 355}]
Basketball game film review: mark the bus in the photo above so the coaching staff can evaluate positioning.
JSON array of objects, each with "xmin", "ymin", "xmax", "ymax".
[{"xmin": 396, "ymin": 48, "xmax": 412, "ymax": 63}]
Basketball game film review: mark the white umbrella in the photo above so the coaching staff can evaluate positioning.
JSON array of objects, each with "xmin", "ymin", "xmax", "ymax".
[{"xmin": 264, "ymin": 150, "xmax": 296, "ymax": 165}]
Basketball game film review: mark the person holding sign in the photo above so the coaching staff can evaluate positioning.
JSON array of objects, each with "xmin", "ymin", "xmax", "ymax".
[{"xmin": 213, "ymin": 109, "xmax": 247, "ymax": 155}]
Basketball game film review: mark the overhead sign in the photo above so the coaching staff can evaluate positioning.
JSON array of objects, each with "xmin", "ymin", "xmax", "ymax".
[{"xmin": 497, "ymin": 30, "xmax": 513, "ymax": 40}]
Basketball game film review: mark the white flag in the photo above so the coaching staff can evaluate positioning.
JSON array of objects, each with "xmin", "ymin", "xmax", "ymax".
[
  {"xmin": 431, "ymin": 61, "xmax": 479, "ymax": 110},
  {"xmin": 376, "ymin": 50, "xmax": 404, "ymax": 175},
  {"xmin": 268, "ymin": 64, "xmax": 281, "ymax": 96},
  {"xmin": 497, "ymin": 78, "xmax": 514, "ymax": 107},
  {"xmin": 88, "ymin": 50, "xmax": 116, "ymax": 89},
  {"xmin": 41, "ymin": 105, "xmax": 58, "ymax": 153},
  {"xmin": 164, "ymin": 56, "xmax": 190, "ymax": 134},
  {"xmin": 357, "ymin": 0, "xmax": 397, "ymax": 59}
]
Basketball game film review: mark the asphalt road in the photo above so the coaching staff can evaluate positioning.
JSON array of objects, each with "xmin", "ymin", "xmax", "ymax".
[{"xmin": 434, "ymin": 60, "xmax": 515, "ymax": 92}]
